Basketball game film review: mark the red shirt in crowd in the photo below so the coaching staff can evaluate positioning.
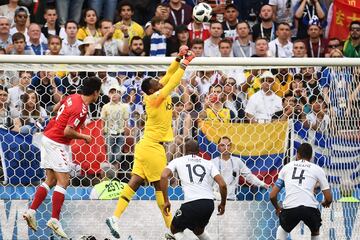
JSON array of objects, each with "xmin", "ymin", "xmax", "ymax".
[{"xmin": 44, "ymin": 94, "xmax": 88, "ymax": 145}]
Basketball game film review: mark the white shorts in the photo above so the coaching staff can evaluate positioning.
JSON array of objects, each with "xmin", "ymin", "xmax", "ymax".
[{"xmin": 40, "ymin": 135, "xmax": 72, "ymax": 173}]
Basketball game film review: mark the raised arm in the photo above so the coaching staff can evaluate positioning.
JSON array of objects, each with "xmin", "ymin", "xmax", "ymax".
[
  {"xmin": 239, "ymin": 161, "xmax": 268, "ymax": 188},
  {"xmin": 157, "ymin": 51, "xmax": 195, "ymax": 102},
  {"xmin": 159, "ymin": 45, "xmax": 189, "ymax": 86}
]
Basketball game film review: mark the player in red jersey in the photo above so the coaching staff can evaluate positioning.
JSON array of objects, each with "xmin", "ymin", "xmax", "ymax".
[{"xmin": 23, "ymin": 76, "xmax": 102, "ymax": 239}]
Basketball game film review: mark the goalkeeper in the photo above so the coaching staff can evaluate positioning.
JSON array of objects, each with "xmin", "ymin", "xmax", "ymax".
[{"xmin": 106, "ymin": 46, "xmax": 196, "ymax": 239}]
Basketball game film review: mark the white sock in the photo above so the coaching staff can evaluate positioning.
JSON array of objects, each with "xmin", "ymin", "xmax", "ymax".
[
  {"xmin": 197, "ymin": 230, "xmax": 211, "ymax": 240},
  {"xmin": 311, "ymin": 235, "xmax": 320, "ymax": 240},
  {"xmin": 174, "ymin": 232, "xmax": 185, "ymax": 240},
  {"xmin": 276, "ymin": 226, "xmax": 288, "ymax": 240}
]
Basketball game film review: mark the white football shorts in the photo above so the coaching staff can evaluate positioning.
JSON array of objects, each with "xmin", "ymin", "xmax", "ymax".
[{"xmin": 40, "ymin": 135, "xmax": 72, "ymax": 173}]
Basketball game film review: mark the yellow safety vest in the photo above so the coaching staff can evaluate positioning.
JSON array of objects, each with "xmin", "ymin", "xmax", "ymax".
[{"xmin": 93, "ymin": 180, "xmax": 126, "ymax": 200}]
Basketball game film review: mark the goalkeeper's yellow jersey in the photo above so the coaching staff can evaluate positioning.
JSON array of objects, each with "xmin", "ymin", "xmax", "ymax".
[{"xmin": 142, "ymin": 60, "xmax": 184, "ymax": 143}]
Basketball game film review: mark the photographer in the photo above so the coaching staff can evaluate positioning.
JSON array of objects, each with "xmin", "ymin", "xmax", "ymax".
[{"xmin": 212, "ymin": 136, "xmax": 269, "ymax": 200}]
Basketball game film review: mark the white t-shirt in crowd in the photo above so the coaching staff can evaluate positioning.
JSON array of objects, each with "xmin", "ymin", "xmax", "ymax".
[
  {"xmin": 245, "ymin": 90, "xmax": 282, "ymax": 122},
  {"xmin": 212, "ymin": 156, "xmax": 266, "ymax": 200},
  {"xmin": 166, "ymin": 154, "xmax": 220, "ymax": 203},
  {"xmin": 278, "ymin": 160, "xmax": 330, "ymax": 209},
  {"xmin": 269, "ymin": 38, "xmax": 293, "ymax": 58}
]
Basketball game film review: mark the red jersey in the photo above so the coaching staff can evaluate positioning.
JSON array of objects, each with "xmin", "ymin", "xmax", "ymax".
[{"xmin": 44, "ymin": 94, "xmax": 88, "ymax": 145}]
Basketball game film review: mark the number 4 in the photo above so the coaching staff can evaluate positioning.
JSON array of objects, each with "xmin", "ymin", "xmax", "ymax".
[{"xmin": 292, "ymin": 167, "xmax": 305, "ymax": 185}]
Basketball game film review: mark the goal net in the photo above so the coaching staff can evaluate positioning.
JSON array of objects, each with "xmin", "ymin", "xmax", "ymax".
[{"xmin": 0, "ymin": 56, "xmax": 359, "ymax": 240}]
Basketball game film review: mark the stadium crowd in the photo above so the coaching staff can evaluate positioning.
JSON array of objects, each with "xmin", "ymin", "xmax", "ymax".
[{"xmin": 0, "ymin": 0, "xmax": 359, "ymax": 187}]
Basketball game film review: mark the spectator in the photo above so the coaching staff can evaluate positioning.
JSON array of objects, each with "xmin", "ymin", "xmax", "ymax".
[
  {"xmin": 46, "ymin": 35, "xmax": 62, "ymax": 55},
  {"xmin": 11, "ymin": 32, "xmax": 34, "ymax": 55},
  {"xmin": 325, "ymin": 38, "xmax": 342, "ymax": 57},
  {"xmin": 113, "ymin": 1, "xmax": 145, "ymax": 41},
  {"xmin": 273, "ymin": 68, "xmax": 293, "ymax": 97},
  {"xmin": 222, "ymin": 4, "xmax": 239, "ymax": 41},
  {"xmin": 301, "ymin": 67, "xmax": 321, "ymax": 98},
  {"xmin": 272, "ymin": 93, "xmax": 297, "ymax": 121},
  {"xmin": 162, "ymin": 20, "xmax": 174, "ymax": 39},
  {"xmin": 200, "ymin": 85, "xmax": 233, "ymax": 123},
  {"xmin": 167, "ymin": 24, "xmax": 190, "ymax": 56},
  {"xmin": 0, "ymin": 17, "xmax": 12, "ymax": 51},
  {"xmin": 303, "ymin": 95, "xmax": 329, "ymax": 133},
  {"xmin": 294, "ymin": 0, "xmax": 326, "ymax": 39},
  {"xmin": 0, "ymin": 0, "xmax": 30, "ymax": 28},
  {"xmin": 292, "ymin": 39, "xmax": 307, "ymax": 57},
  {"xmin": 144, "ymin": 3, "xmax": 170, "ymax": 36},
  {"xmin": 101, "ymin": 85, "xmax": 129, "ymax": 169},
  {"xmin": 219, "ymin": 39, "xmax": 246, "ymax": 85},
  {"xmin": 98, "ymin": 71, "xmax": 122, "ymax": 96},
  {"xmin": 190, "ymin": 70, "xmax": 225, "ymax": 97},
  {"xmin": 235, "ymin": 0, "xmax": 266, "ymax": 26},
  {"xmin": 290, "ymin": 73, "xmax": 308, "ymax": 107},
  {"xmin": 56, "ymin": 0, "xmax": 84, "ymax": 26},
  {"xmin": 187, "ymin": 17, "xmax": 210, "ymax": 41},
  {"xmin": 8, "ymin": 71, "xmax": 31, "ymax": 109},
  {"xmin": 78, "ymin": 36, "xmax": 102, "ymax": 56},
  {"xmin": 144, "ymin": 16, "xmax": 166, "ymax": 56},
  {"xmin": 253, "ymin": 37, "xmax": 270, "ymax": 57},
  {"xmin": 14, "ymin": 89, "xmax": 48, "ymax": 134},
  {"xmin": 212, "ymin": 136, "xmax": 268, "ymax": 200},
  {"xmin": 304, "ymin": 16, "xmax": 327, "ymax": 58},
  {"xmin": 88, "ymin": 0, "xmax": 118, "ymax": 23},
  {"xmin": 204, "ymin": 0, "xmax": 232, "ymax": 22},
  {"xmin": 98, "ymin": 19, "xmax": 129, "ymax": 56},
  {"xmin": 252, "ymin": 4, "xmax": 277, "ymax": 42},
  {"xmin": 167, "ymin": 0, "xmax": 193, "ymax": 27},
  {"xmin": 245, "ymin": 71, "xmax": 283, "ymax": 123},
  {"xmin": 233, "ymin": 21, "xmax": 255, "ymax": 58},
  {"xmin": 343, "ymin": 21, "xmax": 360, "ymax": 58},
  {"xmin": 128, "ymin": 36, "xmax": 145, "ymax": 56},
  {"xmin": 41, "ymin": 7, "xmax": 63, "ymax": 39},
  {"xmin": 10, "ymin": 7, "xmax": 29, "ymax": 38},
  {"xmin": 61, "ymin": 72, "xmax": 82, "ymax": 96},
  {"xmin": 269, "ymin": 22, "xmax": 293, "ymax": 58},
  {"xmin": 77, "ymin": 8, "xmax": 101, "ymax": 41},
  {"xmin": 269, "ymin": 0, "xmax": 297, "ymax": 25},
  {"xmin": 166, "ymin": 96, "xmax": 192, "ymax": 160},
  {"xmin": 190, "ymin": 38, "xmax": 204, "ymax": 57},
  {"xmin": 28, "ymin": 23, "xmax": 48, "ymax": 55},
  {"xmin": 60, "ymin": 20, "xmax": 81, "ymax": 56},
  {"xmin": 204, "ymin": 21, "xmax": 223, "ymax": 57},
  {"xmin": 29, "ymin": 71, "xmax": 62, "ymax": 111},
  {"xmin": 223, "ymin": 77, "xmax": 245, "ymax": 122},
  {"xmin": 0, "ymin": 85, "xmax": 15, "ymax": 129}
]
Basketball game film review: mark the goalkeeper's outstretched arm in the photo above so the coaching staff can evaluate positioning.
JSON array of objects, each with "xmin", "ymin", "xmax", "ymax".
[
  {"xmin": 159, "ymin": 45, "xmax": 189, "ymax": 86},
  {"xmin": 159, "ymin": 51, "xmax": 195, "ymax": 99}
]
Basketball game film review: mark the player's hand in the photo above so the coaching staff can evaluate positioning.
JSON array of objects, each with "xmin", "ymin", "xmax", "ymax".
[
  {"xmin": 217, "ymin": 203, "xmax": 225, "ymax": 215},
  {"xmin": 163, "ymin": 201, "xmax": 171, "ymax": 216},
  {"xmin": 83, "ymin": 135, "xmax": 92, "ymax": 144},
  {"xmin": 177, "ymin": 45, "xmax": 189, "ymax": 57},
  {"xmin": 276, "ymin": 207, "xmax": 283, "ymax": 216}
]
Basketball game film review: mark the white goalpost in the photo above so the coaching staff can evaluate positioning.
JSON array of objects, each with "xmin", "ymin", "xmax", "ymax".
[{"xmin": 0, "ymin": 56, "xmax": 359, "ymax": 240}]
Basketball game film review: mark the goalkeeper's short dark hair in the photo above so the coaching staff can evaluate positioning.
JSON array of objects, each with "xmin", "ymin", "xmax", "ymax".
[
  {"xmin": 81, "ymin": 76, "xmax": 102, "ymax": 96},
  {"xmin": 141, "ymin": 77, "xmax": 153, "ymax": 95},
  {"xmin": 297, "ymin": 143, "xmax": 313, "ymax": 161}
]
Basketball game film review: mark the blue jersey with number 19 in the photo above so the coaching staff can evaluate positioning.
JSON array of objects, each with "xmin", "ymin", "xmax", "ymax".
[
  {"xmin": 166, "ymin": 155, "xmax": 220, "ymax": 203},
  {"xmin": 278, "ymin": 160, "xmax": 330, "ymax": 209}
]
